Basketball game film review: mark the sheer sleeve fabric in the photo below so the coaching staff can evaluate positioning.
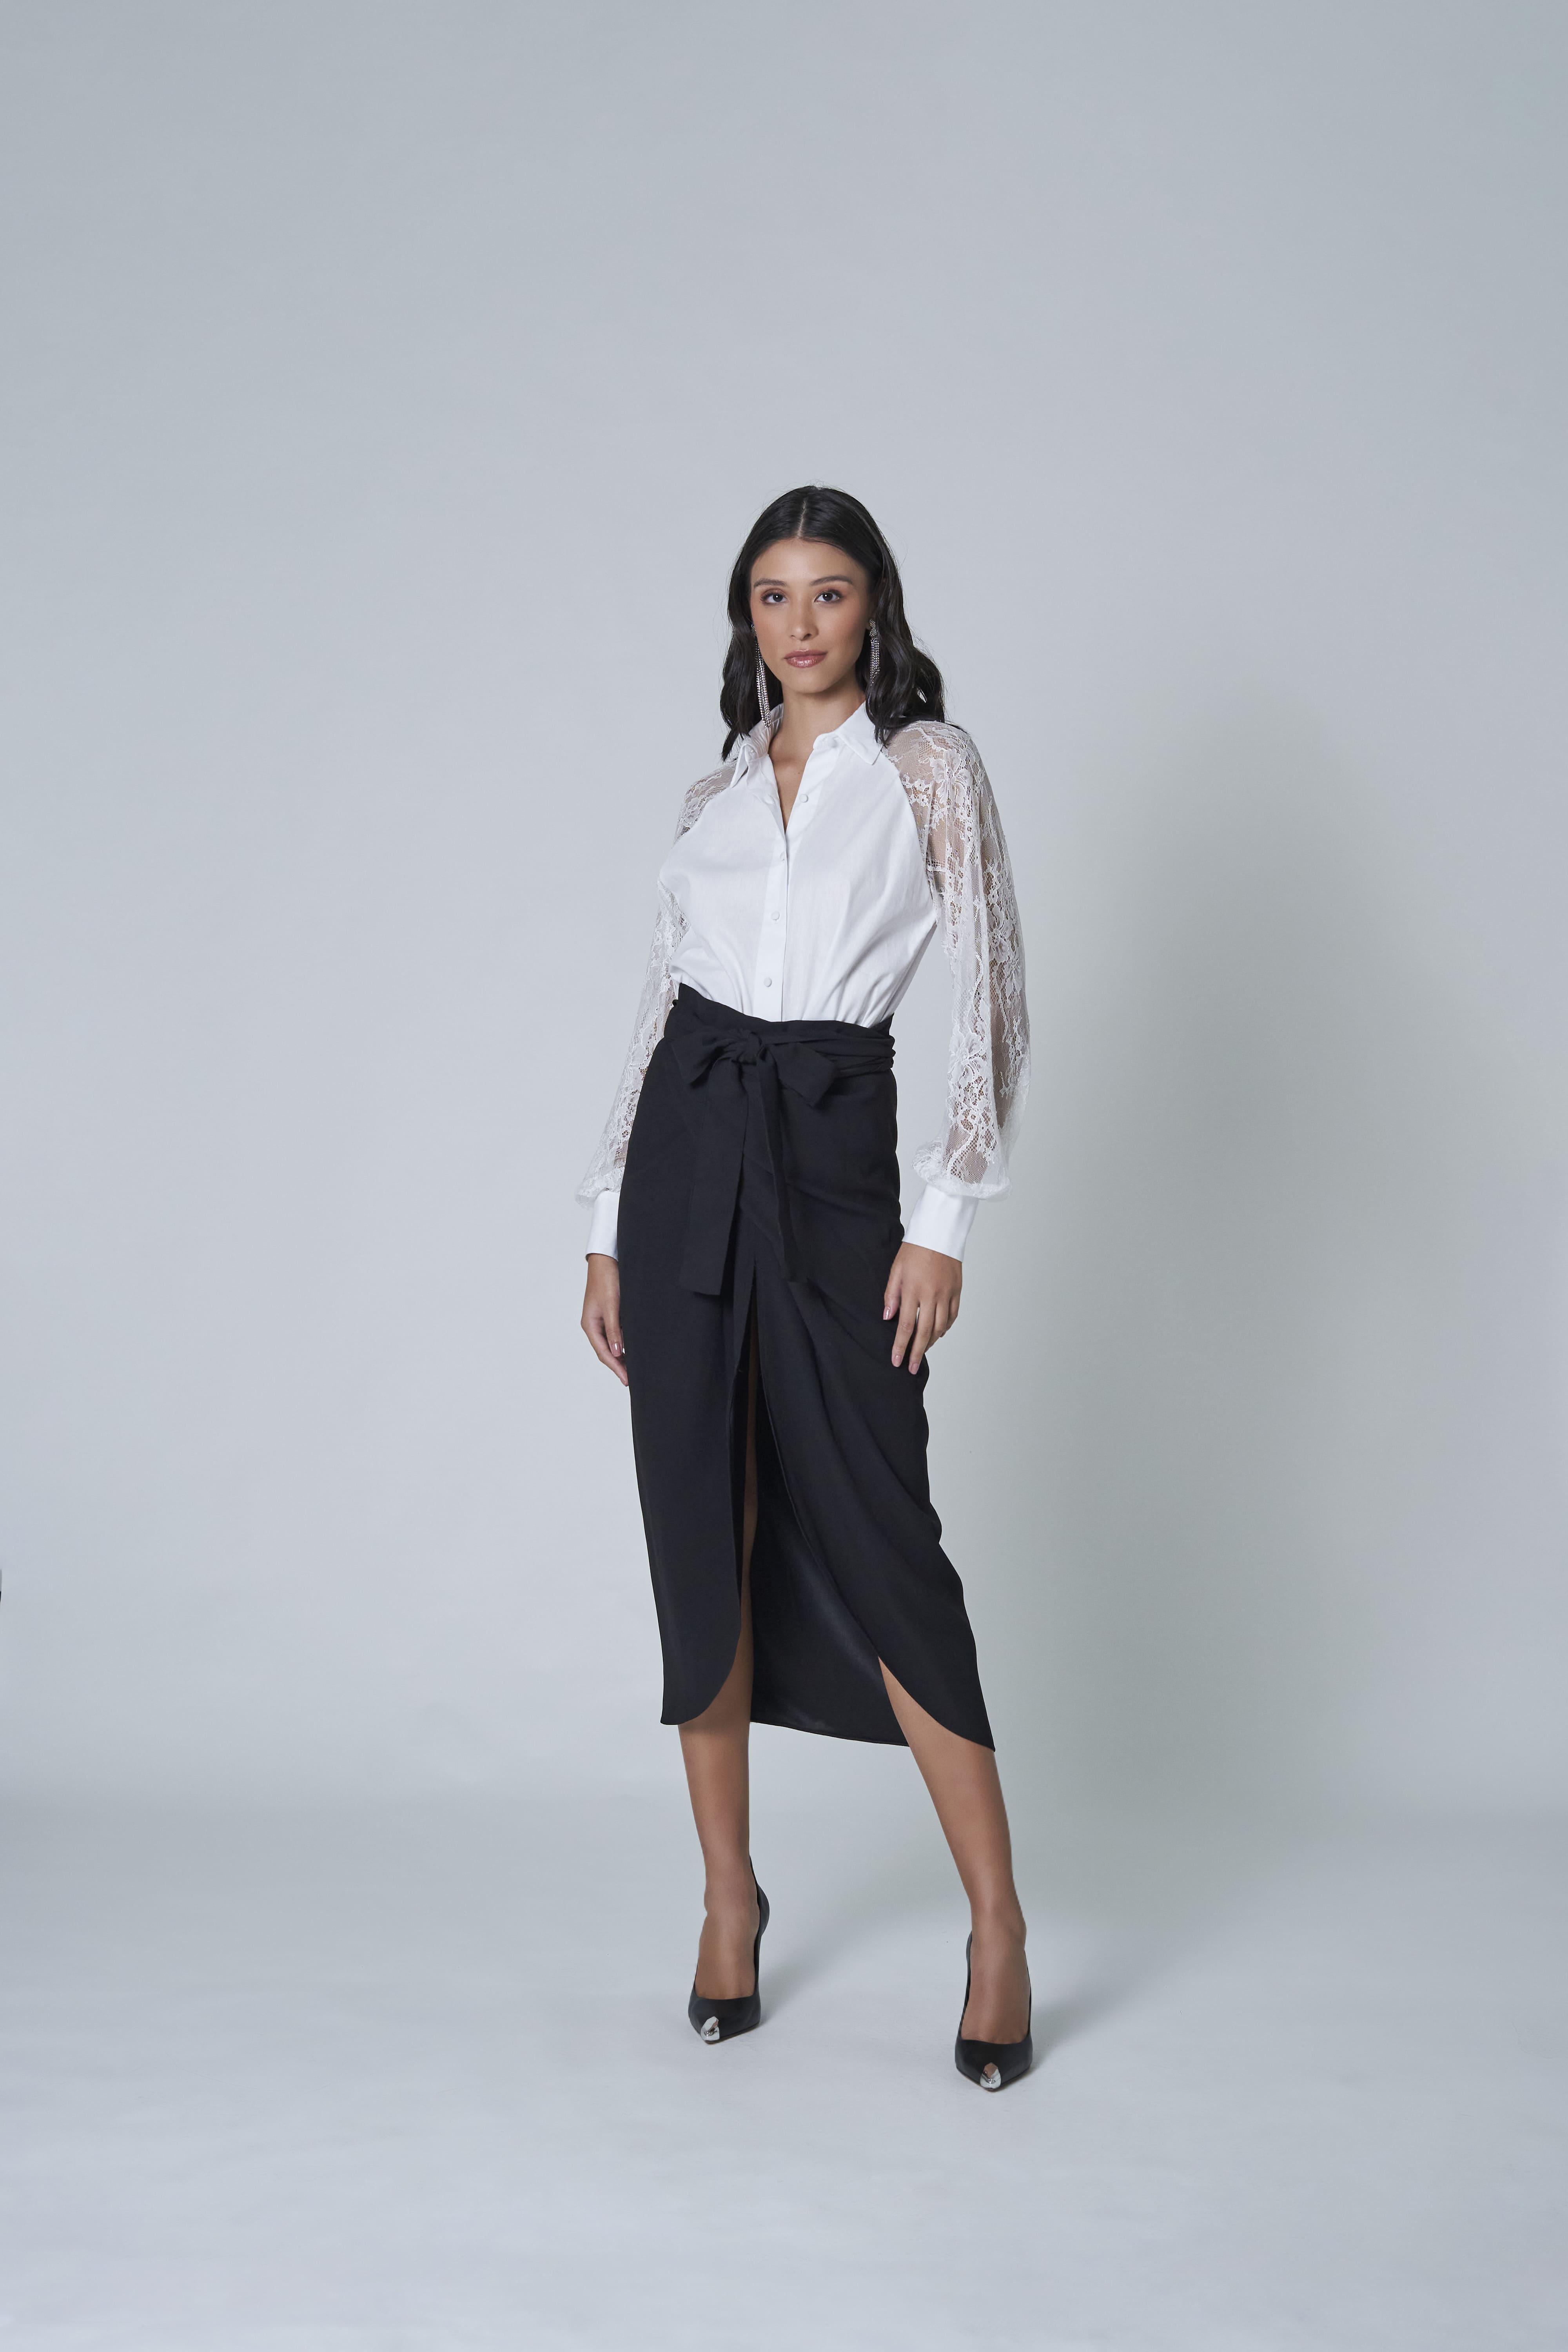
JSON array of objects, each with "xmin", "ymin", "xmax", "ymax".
[
  {"xmin": 886, "ymin": 722, "xmax": 1030, "ymax": 1207},
  {"xmin": 576, "ymin": 762, "xmax": 735, "ymax": 1224}
]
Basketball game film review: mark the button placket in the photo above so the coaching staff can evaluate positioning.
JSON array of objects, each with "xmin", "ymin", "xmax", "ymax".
[
  {"xmin": 758, "ymin": 739, "xmax": 835, "ymax": 1010},
  {"xmin": 754, "ymin": 729, "xmax": 842, "ymax": 1014},
  {"xmin": 754, "ymin": 811, "xmax": 790, "ymax": 1008}
]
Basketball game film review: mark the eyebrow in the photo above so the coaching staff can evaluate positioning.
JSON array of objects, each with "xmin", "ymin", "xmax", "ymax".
[{"xmin": 753, "ymin": 573, "xmax": 856, "ymax": 587}]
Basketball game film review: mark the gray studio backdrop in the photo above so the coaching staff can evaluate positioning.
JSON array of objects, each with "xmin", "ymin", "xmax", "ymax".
[{"xmin": 2, "ymin": 2, "xmax": 1564, "ymax": 1817}]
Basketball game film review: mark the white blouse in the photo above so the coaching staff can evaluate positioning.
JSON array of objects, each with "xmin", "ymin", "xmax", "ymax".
[{"xmin": 578, "ymin": 699, "xmax": 1029, "ymax": 1262}]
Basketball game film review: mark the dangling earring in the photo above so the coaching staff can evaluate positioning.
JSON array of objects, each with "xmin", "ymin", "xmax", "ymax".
[
  {"xmin": 867, "ymin": 622, "xmax": 881, "ymax": 695},
  {"xmin": 755, "ymin": 647, "xmax": 773, "ymax": 731}
]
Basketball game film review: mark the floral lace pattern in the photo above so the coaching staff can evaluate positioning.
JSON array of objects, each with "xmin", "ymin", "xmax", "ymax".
[
  {"xmin": 575, "ymin": 719, "xmax": 1029, "ymax": 1209},
  {"xmin": 883, "ymin": 721, "xmax": 1030, "ymax": 1198}
]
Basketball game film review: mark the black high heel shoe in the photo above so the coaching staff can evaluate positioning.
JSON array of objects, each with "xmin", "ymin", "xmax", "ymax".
[
  {"xmin": 954, "ymin": 1931, "xmax": 1033, "ymax": 2092},
  {"xmin": 688, "ymin": 1875, "xmax": 769, "ymax": 2044}
]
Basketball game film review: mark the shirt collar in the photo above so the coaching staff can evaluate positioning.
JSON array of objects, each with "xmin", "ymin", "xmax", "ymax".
[
  {"xmin": 824, "ymin": 699, "xmax": 879, "ymax": 764},
  {"xmin": 735, "ymin": 707, "xmax": 779, "ymax": 777},
  {"xmin": 734, "ymin": 698, "xmax": 878, "ymax": 778}
]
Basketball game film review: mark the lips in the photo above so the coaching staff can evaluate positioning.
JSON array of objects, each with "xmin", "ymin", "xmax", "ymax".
[{"xmin": 784, "ymin": 652, "xmax": 826, "ymax": 666}]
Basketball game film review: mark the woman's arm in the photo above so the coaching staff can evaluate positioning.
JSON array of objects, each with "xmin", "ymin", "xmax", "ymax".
[
  {"xmin": 576, "ymin": 894, "xmax": 684, "ymax": 1243},
  {"xmin": 577, "ymin": 897, "xmax": 679, "ymax": 1386},
  {"xmin": 578, "ymin": 761, "xmax": 735, "ymax": 1380},
  {"xmin": 916, "ymin": 728, "xmax": 1031, "ymax": 1203},
  {"xmin": 884, "ymin": 727, "xmax": 1031, "ymax": 1371}
]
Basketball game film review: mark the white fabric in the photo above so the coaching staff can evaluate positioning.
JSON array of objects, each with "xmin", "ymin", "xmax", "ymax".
[{"xmin": 579, "ymin": 700, "xmax": 1029, "ymax": 1263}]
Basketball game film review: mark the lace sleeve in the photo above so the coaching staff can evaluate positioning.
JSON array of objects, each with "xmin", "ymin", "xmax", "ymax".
[
  {"xmin": 575, "ymin": 760, "xmax": 734, "ymax": 1204},
  {"xmin": 887, "ymin": 723, "xmax": 1030, "ymax": 1199}
]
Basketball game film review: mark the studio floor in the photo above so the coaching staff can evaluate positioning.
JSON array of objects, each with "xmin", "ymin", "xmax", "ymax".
[{"xmin": 2, "ymin": 1761, "xmax": 1563, "ymax": 2350}]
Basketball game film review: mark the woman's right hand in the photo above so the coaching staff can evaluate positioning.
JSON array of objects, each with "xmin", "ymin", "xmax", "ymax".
[{"xmin": 581, "ymin": 1254, "xmax": 628, "ymax": 1385}]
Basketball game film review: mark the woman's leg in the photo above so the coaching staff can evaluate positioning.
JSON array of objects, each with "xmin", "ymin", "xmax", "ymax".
[
  {"xmin": 679, "ymin": 1307, "xmax": 762, "ymax": 1999},
  {"xmin": 880, "ymin": 1663, "xmax": 1031, "ymax": 2041}
]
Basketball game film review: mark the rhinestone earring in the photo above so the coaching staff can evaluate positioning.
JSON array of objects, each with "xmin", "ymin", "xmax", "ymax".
[
  {"xmin": 755, "ymin": 646, "xmax": 773, "ymax": 731},
  {"xmin": 867, "ymin": 622, "xmax": 881, "ymax": 694}
]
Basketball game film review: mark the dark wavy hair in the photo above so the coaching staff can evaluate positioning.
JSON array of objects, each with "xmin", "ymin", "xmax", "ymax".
[{"xmin": 719, "ymin": 486, "xmax": 945, "ymax": 757}]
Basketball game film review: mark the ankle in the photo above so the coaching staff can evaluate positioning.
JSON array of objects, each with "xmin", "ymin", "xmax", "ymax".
[
  {"xmin": 970, "ymin": 1899, "xmax": 1027, "ymax": 1944},
  {"xmin": 702, "ymin": 1865, "xmax": 757, "ymax": 1914}
]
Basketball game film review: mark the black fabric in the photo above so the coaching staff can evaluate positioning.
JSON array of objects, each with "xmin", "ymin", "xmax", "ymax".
[{"xmin": 617, "ymin": 984, "xmax": 994, "ymax": 1750}]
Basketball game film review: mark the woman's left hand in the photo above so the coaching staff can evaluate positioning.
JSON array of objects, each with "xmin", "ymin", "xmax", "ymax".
[{"xmin": 883, "ymin": 1243, "xmax": 963, "ymax": 1372}]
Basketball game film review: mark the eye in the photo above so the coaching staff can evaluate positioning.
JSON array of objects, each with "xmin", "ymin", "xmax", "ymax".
[
  {"xmin": 816, "ymin": 590, "xmax": 844, "ymax": 604},
  {"xmin": 759, "ymin": 590, "xmax": 785, "ymax": 605}
]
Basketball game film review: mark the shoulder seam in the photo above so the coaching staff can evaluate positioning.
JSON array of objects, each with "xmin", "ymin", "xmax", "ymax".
[{"xmin": 886, "ymin": 719, "xmax": 976, "ymax": 753}]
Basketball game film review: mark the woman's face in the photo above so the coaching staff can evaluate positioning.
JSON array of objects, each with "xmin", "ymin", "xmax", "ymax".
[{"xmin": 748, "ymin": 538, "xmax": 871, "ymax": 703}]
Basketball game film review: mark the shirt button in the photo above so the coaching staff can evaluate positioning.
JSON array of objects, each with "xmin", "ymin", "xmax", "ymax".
[
  {"xmin": 771, "ymin": 912, "xmax": 780, "ymax": 922},
  {"xmin": 762, "ymin": 977, "xmax": 773, "ymax": 988}
]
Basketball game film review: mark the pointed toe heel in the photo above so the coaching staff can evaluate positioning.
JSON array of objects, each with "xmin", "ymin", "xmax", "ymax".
[
  {"xmin": 954, "ymin": 1931, "xmax": 1032, "ymax": 2092},
  {"xmin": 688, "ymin": 1878, "xmax": 769, "ymax": 2045}
]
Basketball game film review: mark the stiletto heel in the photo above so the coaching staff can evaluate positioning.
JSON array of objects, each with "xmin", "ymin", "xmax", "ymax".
[
  {"xmin": 954, "ymin": 1931, "xmax": 1032, "ymax": 2091},
  {"xmin": 688, "ymin": 1872, "xmax": 769, "ymax": 2044}
]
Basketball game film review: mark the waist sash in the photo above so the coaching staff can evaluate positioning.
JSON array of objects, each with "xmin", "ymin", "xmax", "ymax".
[{"xmin": 664, "ymin": 988, "xmax": 895, "ymax": 1294}]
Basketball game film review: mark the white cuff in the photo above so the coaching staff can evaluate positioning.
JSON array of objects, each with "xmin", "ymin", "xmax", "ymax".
[
  {"xmin": 903, "ymin": 1185, "xmax": 979, "ymax": 1261},
  {"xmin": 585, "ymin": 1189, "xmax": 621, "ymax": 1260}
]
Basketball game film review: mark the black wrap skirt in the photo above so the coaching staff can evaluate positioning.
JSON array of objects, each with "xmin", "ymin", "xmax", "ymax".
[{"xmin": 617, "ymin": 984, "xmax": 993, "ymax": 1750}]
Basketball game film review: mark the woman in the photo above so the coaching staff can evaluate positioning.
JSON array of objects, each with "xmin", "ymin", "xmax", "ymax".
[{"xmin": 577, "ymin": 487, "xmax": 1033, "ymax": 2090}]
